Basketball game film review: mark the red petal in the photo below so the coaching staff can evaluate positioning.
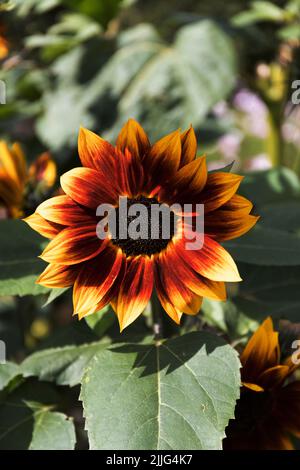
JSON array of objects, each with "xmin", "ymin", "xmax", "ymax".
[
  {"xmin": 23, "ymin": 213, "xmax": 63, "ymax": 239},
  {"xmin": 73, "ymin": 247, "xmax": 124, "ymax": 317},
  {"xmin": 154, "ymin": 262, "xmax": 182, "ymax": 324},
  {"xmin": 175, "ymin": 234, "xmax": 241, "ymax": 282},
  {"xmin": 116, "ymin": 256, "xmax": 154, "ymax": 331},
  {"xmin": 40, "ymin": 224, "xmax": 108, "ymax": 265},
  {"xmin": 143, "ymin": 130, "xmax": 181, "ymax": 187},
  {"xmin": 199, "ymin": 172, "xmax": 244, "ymax": 213},
  {"xmin": 61, "ymin": 167, "xmax": 118, "ymax": 208},
  {"xmin": 157, "ymin": 251, "xmax": 203, "ymax": 315},
  {"xmin": 164, "ymin": 242, "xmax": 226, "ymax": 300},
  {"xmin": 36, "ymin": 263, "xmax": 78, "ymax": 288},
  {"xmin": 180, "ymin": 126, "xmax": 197, "ymax": 167},
  {"xmin": 116, "ymin": 119, "xmax": 150, "ymax": 160},
  {"xmin": 36, "ymin": 195, "xmax": 96, "ymax": 226},
  {"xmin": 78, "ymin": 127, "xmax": 117, "ymax": 181}
]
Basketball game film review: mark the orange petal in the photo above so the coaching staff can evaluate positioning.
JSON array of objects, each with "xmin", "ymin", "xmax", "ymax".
[
  {"xmin": 78, "ymin": 127, "xmax": 117, "ymax": 180},
  {"xmin": 143, "ymin": 130, "xmax": 181, "ymax": 186},
  {"xmin": 175, "ymin": 235, "xmax": 241, "ymax": 282},
  {"xmin": 28, "ymin": 152, "xmax": 56, "ymax": 188},
  {"xmin": 0, "ymin": 141, "xmax": 26, "ymax": 190},
  {"xmin": 116, "ymin": 256, "xmax": 154, "ymax": 331},
  {"xmin": 40, "ymin": 224, "xmax": 107, "ymax": 264},
  {"xmin": 180, "ymin": 126, "xmax": 197, "ymax": 166},
  {"xmin": 200, "ymin": 173, "xmax": 244, "ymax": 213},
  {"xmin": 242, "ymin": 382, "xmax": 264, "ymax": 392},
  {"xmin": 36, "ymin": 195, "xmax": 95, "ymax": 226},
  {"xmin": 36, "ymin": 263, "xmax": 78, "ymax": 288},
  {"xmin": 163, "ymin": 242, "xmax": 226, "ymax": 301},
  {"xmin": 221, "ymin": 194, "xmax": 254, "ymax": 215},
  {"xmin": 61, "ymin": 167, "xmax": 118, "ymax": 208},
  {"xmin": 169, "ymin": 156, "xmax": 207, "ymax": 199},
  {"xmin": 157, "ymin": 251, "xmax": 203, "ymax": 315},
  {"xmin": 241, "ymin": 317, "xmax": 280, "ymax": 383},
  {"xmin": 73, "ymin": 247, "xmax": 124, "ymax": 316},
  {"xmin": 0, "ymin": 35, "xmax": 9, "ymax": 59},
  {"xmin": 114, "ymin": 148, "xmax": 144, "ymax": 197},
  {"xmin": 205, "ymin": 211, "xmax": 259, "ymax": 242},
  {"xmin": 23, "ymin": 213, "xmax": 63, "ymax": 239},
  {"xmin": 116, "ymin": 119, "xmax": 150, "ymax": 160},
  {"xmin": 258, "ymin": 365, "xmax": 290, "ymax": 389},
  {"xmin": 0, "ymin": 171, "xmax": 22, "ymax": 210},
  {"xmin": 154, "ymin": 264, "xmax": 182, "ymax": 324}
]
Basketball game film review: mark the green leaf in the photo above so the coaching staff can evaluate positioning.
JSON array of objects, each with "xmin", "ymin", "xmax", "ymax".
[
  {"xmin": 22, "ymin": 341, "xmax": 109, "ymax": 387},
  {"xmin": 224, "ymin": 225, "xmax": 300, "ymax": 266},
  {"xmin": 29, "ymin": 408, "xmax": 76, "ymax": 450},
  {"xmin": 259, "ymin": 201, "xmax": 300, "ymax": 233},
  {"xmin": 0, "ymin": 380, "xmax": 69, "ymax": 450},
  {"xmin": 234, "ymin": 263, "xmax": 300, "ymax": 321},
  {"xmin": 90, "ymin": 20, "xmax": 236, "ymax": 142},
  {"xmin": 0, "ymin": 363, "xmax": 21, "ymax": 391},
  {"xmin": 209, "ymin": 161, "xmax": 235, "ymax": 173},
  {"xmin": 81, "ymin": 332, "xmax": 240, "ymax": 450},
  {"xmin": 85, "ymin": 306, "xmax": 116, "ymax": 337},
  {"xmin": 201, "ymin": 299, "xmax": 258, "ymax": 340},
  {"xmin": 232, "ymin": 1, "xmax": 285, "ymax": 26},
  {"xmin": 0, "ymin": 220, "xmax": 48, "ymax": 297},
  {"xmin": 240, "ymin": 167, "xmax": 300, "ymax": 206},
  {"xmin": 43, "ymin": 287, "xmax": 69, "ymax": 307}
]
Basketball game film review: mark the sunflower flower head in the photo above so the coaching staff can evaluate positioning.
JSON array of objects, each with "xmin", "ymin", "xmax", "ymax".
[
  {"xmin": 0, "ymin": 24, "xmax": 8, "ymax": 60},
  {"xmin": 25, "ymin": 119, "xmax": 258, "ymax": 331},
  {"xmin": 0, "ymin": 141, "xmax": 56, "ymax": 218},
  {"xmin": 225, "ymin": 317, "xmax": 300, "ymax": 450}
]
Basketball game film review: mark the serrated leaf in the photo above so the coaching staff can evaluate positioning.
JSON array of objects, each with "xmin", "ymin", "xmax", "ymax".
[
  {"xmin": 0, "ymin": 220, "xmax": 48, "ymax": 296},
  {"xmin": 22, "ymin": 341, "xmax": 109, "ymax": 387},
  {"xmin": 88, "ymin": 20, "xmax": 236, "ymax": 143},
  {"xmin": 81, "ymin": 332, "xmax": 241, "ymax": 450}
]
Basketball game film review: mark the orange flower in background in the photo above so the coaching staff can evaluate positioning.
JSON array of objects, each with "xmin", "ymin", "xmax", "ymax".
[
  {"xmin": 0, "ymin": 24, "xmax": 8, "ymax": 60},
  {"xmin": 224, "ymin": 317, "xmax": 300, "ymax": 450},
  {"xmin": 25, "ymin": 119, "xmax": 258, "ymax": 330},
  {"xmin": 0, "ymin": 141, "xmax": 56, "ymax": 218}
]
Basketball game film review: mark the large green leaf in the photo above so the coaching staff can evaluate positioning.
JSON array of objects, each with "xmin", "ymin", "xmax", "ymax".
[
  {"xmin": 89, "ymin": 20, "xmax": 236, "ymax": 142},
  {"xmin": 0, "ymin": 220, "xmax": 48, "ymax": 296},
  {"xmin": 234, "ymin": 263, "xmax": 300, "ymax": 322},
  {"xmin": 224, "ymin": 225, "xmax": 300, "ymax": 266},
  {"xmin": 22, "ymin": 341, "xmax": 109, "ymax": 387},
  {"xmin": 81, "ymin": 332, "xmax": 240, "ymax": 450}
]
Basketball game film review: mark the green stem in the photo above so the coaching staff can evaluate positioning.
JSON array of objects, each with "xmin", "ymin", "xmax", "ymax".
[{"xmin": 151, "ymin": 292, "xmax": 163, "ymax": 340}]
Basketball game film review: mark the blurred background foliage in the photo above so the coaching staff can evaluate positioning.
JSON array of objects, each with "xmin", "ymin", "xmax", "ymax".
[{"xmin": 1, "ymin": 0, "xmax": 300, "ymax": 449}]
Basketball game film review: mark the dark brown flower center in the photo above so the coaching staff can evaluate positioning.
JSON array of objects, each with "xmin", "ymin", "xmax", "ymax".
[{"xmin": 111, "ymin": 196, "xmax": 176, "ymax": 256}]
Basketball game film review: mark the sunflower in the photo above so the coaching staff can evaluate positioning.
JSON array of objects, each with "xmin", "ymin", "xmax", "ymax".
[
  {"xmin": 24, "ymin": 119, "xmax": 258, "ymax": 331},
  {"xmin": 0, "ymin": 141, "xmax": 56, "ymax": 218},
  {"xmin": 0, "ymin": 26, "xmax": 8, "ymax": 60},
  {"xmin": 224, "ymin": 317, "xmax": 300, "ymax": 450}
]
